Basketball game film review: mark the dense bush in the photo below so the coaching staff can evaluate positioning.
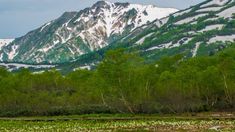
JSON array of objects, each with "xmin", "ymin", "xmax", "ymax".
[{"xmin": 0, "ymin": 47, "xmax": 235, "ymax": 116}]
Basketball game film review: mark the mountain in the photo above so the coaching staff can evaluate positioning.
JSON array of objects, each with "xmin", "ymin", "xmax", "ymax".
[
  {"xmin": 0, "ymin": 39, "xmax": 14, "ymax": 49},
  {"xmin": 54, "ymin": 0, "xmax": 235, "ymax": 73},
  {"xmin": 121, "ymin": 0, "xmax": 235, "ymax": 60},
  {"xmin": 0, "ymin": 39, "xmax": 14, "ymax": 60},
  {"xmin": 1, "ymin": 0, "xmax": 235, "ymax": 73},
  {"xmin": 0, "ymin": 1, "xmax": 178, "ymax": 64}
]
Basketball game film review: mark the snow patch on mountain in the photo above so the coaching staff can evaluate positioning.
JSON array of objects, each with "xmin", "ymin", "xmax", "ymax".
[
  {"xmin": 217, "ymin": 6, "xmax": 235, "ymax": 18},
  {"xmin": 155, "ymin": 17, "xmax": 169, "ymax": 27},
  {"xmin": 201, "ymin": 0, "xmax": 230, "ymax": 8},
  {"xmin": 0, "ymin": 63, "xmax": 56, "ymax": 71},
  {"xmin": 127, "ymin": 4, "xmax": 178, "ymax": 30},
  {"xmin": 38, "ymin": 43, "xmax": 57, "ymax": 53},
  {"xmin": 192, "ymin": 42, "xmax": 201, "ymax": 57},
  {"xmin": 8, "ymin": 45, "xmax": 19, "ymax": 60},
  {"xmin": 146, "ymin": 37, "xmax": 193, "ymax": 52},
  {"xmin": 209, "ymin": 35, "xmax": 235, "ymax": 43},
  {"xmin": 199, "ymin": 24, "xmax": 224, "ymax": 32},
  {"xmin": 175, "ymin": 13, "xmax": 208, "ymax": 25},
  {"xmin": 197, "ymin": 6, "xmax": 223, "ymax": 12},
  {"xmin": 0, "ymin": 39, "xmax": 14, "ymax": 49},
  {"xmin": 40, "ymin": 22, "xmax": 52, "ymax": 32},
  {"xmin": 173, "ymin": 8, "xmax": 192, "ymax": 17},
  {"xmin": 145, "ymin": 42, "xmax": 170, "ymax": 51},
  {"xmin": 136, "ymin": 33, "xmax": 154, "ymax": 44}
]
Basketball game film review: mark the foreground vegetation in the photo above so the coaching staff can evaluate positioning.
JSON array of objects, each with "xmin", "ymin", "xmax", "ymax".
[
  {"xmin": 0, "ymin": 46, "xmax": 235, "ymax": 116},
  {"xmin": 1, "ymin": 120, "xmax": 234, "ymax": 132},
  {"xmin": 0, "ymin": 114, "xmax": 234, "ymax": 131}
]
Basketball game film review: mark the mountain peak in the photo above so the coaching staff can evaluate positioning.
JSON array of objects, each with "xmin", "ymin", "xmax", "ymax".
[
  {"xmin": 92, "ymin": 0, "xmax": 131, "ymax": 9},
  {"xmin": 92, "ymin": 0, "xmax": 115, "ymax": 8},
  {"xmin": 0, "ymin": 1, "xmax": 178, "ymax": 63}
]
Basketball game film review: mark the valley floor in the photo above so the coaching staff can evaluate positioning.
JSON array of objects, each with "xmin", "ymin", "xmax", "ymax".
[{"xmin": 0, "ymin": 112, "xmax": 235, "ymax": 131}]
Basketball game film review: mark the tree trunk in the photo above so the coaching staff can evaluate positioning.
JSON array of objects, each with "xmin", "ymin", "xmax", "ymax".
[{"xmin": 222, "ymin": 73, "xmax": 232, "ymax": 106}]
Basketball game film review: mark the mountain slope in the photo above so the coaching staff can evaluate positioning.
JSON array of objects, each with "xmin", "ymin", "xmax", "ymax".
[
  {"xmin": 1, "ymin": 0, "xmax": 234, "ymax": 73},
  {"xmin": 0, "ymin": 39, "xmax": 14, "ymax": 49},
  {"xmin": 54, "ymin": 0, "xmax": 235, "ymax": 73},
  {"xmin": 120, "ymin": 0, "xmax": 235, "ymax": 60},
  {"xmin": 0, "ymin": 1, "xmax": 177, "ymax": 64}
]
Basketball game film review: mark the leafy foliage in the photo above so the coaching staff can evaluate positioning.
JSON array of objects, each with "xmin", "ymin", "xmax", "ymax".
[{"xmin": 1, "ymin": 46, "xmax": 235, "ymax": 116}]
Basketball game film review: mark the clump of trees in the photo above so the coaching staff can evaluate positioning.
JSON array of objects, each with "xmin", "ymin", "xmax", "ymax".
[{"xmin": 0, "ymin": 47, "xmax": 235, "ymax": 116}]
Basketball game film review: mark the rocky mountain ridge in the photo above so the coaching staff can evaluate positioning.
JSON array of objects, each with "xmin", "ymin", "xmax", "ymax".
[{"xmin": 0, "ymin": 1, "xmax": 178, "ymax": 64}]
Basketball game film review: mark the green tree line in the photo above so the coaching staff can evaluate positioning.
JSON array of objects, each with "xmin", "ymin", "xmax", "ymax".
[{"xmin": 0, "ymin": 47, "xmax": 235, "ymax": 116}]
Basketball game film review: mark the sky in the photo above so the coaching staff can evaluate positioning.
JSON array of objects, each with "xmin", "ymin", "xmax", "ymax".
[{"xmin": 0, "ymin": 0, "xmax": 205, "ymax": 38}]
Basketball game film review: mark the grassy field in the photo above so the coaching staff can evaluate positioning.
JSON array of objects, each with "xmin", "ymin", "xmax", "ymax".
[{"xmin": 0, "ymin": 113, "xmax": 234, "ymax": 131}]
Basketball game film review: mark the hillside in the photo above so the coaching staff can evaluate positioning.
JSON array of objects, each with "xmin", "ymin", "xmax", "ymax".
[
  {"xmin": 0, "ymin": 0, "xmax": 235, "ymax": 73},
  {"xmin": 125, "ymin": 0, "xmax": 235, "ymax": 60},
  {"xmin": 0, "ymin": 1, "xmax": 177, "ymax": 64},
  {"xmin": 0, "ymin": 39, "xmax": 14, "ymax": 50},
  {"xmin": 49, "ymin": 0, "xmax": 235, "ymax": 73}
]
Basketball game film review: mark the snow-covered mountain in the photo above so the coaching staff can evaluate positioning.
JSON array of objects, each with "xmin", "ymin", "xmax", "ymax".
[
  {"xmin": 2, "ymin": 0, "xmax": 234, "ymax": 73},
  {"xmin": 119, "ymin": 0, "xmax": 235, "ymax": 58},
  {"xmin": 0, "ymin": 1, "xmax": 178, "ymax": 64},
  {"xmin": 0, "ymin": 39, "xmax": 14, "ymax": 49},
  {"xmin": 0, "ymin": 39, "xmax": 14, "ymax": 60},
  {"xmin": 60, "ymin": 0, "xmax": 235, "ymax": 73}
]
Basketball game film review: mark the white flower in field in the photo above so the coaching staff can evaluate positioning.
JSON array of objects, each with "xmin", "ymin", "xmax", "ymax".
[
  {"xmin": 209, "ymin": 126, "xmax": 221, "ymax": 131},
  {"xmin": 155, "ymin": 64, "xmax": 159, "ymax": 68}
]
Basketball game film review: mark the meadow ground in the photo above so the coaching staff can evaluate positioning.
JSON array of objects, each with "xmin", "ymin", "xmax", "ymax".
[{"xmin": 0, "ymin": 113, "xmax": 234, "ymax": 131}]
